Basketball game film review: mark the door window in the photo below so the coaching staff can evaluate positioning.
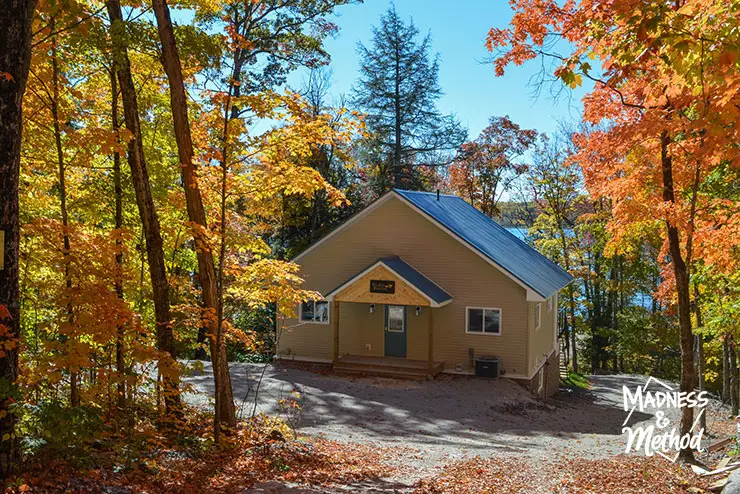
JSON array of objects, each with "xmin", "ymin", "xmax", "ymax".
[{"xmin": 387, "ymin": 305, "xmax": 405, "ymax": 332}]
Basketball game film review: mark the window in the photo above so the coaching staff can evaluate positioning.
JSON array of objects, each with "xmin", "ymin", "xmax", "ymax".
[
  {"xmin": 466, "ymin": 307, "xmax": 501, "ymax": 335},
  {"xmin": 535, "ymin": 303, "xmax": 542, "ymax": 330},
  {"xmin": 300, "ymin": 300, "xmax": 330, "ymax": 324}
]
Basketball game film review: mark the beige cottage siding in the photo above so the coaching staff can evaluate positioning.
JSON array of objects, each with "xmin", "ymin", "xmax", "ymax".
[
  {"xmin": 527, "ymin": 294, "xmax": 558, "ymax": 376},
  {"xmin": 337, "ymin": 302, "xmax": 384, "ymax": 357},
  {"xmin": 277, "ymin": 315, "xmax": 333, "ymax": 362},
  {"xmin": 330, "ymin": 303, "xmax": 430, "ymax": 359},
  {"xmin": 406, "ymin": 307, "xmax": 430, "ymax": 361},
  {"xmin": 279, "ymin": 194, "xmax": 529, "ymax": 375}
]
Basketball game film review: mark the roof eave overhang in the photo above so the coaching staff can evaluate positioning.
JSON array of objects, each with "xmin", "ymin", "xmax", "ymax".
[
  {"xmin": 526, "ymin": 289, "xmax": 546, "ymax": 302},
  {"xmin": 529, "ymin": 275, "xmax": 576, "ymax": 302}
]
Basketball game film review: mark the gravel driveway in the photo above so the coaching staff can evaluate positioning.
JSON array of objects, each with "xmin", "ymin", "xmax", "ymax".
[{"xmin": 183, "ymin": 363, "xmax": 708, "ymax": 491}]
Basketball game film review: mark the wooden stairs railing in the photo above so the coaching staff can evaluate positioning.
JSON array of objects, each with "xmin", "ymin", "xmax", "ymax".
[{"xmin": 559, "ymin": 346, "xmax": 568, "ymax": 382}]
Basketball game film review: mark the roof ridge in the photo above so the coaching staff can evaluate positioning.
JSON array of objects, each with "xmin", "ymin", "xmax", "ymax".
[{"xmin": 393, "ymin": 188, "xmax": 458, "ymax": 198}]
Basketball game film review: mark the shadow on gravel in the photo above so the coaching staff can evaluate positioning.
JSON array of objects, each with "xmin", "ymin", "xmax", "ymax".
[{"xmin": 184, "ymin": 362, "xmax": 653, "ymax": 453}]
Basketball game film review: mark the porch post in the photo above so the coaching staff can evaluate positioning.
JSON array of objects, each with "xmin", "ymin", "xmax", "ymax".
[
  {"xmin": 428, "ymin": 307, "xmax": 434, "ymax": 371},
  {"xmin": 333, "ymin": 301, "xmax": 340, "ymax": 362}
]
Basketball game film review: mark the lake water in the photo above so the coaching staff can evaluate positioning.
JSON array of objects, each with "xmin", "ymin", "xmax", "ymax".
[{"xmin": 506, "ymin": 227, "xmax": 528, "ymax": 241}]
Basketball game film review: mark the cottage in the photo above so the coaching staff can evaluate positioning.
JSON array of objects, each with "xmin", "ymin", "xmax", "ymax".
[{"xmin": 278, "ymin": 189, "xmax": 573, "ymax": 396}]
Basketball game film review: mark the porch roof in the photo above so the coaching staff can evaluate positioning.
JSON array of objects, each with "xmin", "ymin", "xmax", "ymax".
[{"xmin": 324, "ymin": 256, "xmax": 453, "ymax": 307}]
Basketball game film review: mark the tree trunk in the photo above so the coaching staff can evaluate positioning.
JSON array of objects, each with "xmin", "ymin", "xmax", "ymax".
[
  {"xmin": 724, "ymin": 336, "xmax": 730, "ymax": 403},
  {"xmin": 50, "ymin": 30, "xmax": 79, "ymax": 407},
  {"xmin": 557, "ymin": 227, "xmax": 577, "ymax": 374},
  {"xmin": 732, "ymin": 341, "xmax": 738, "ymax": 417},
  {"xmin": 110, "ymin": 67, "xmax": 126, "ymax": 413},
  {"xmin": 693, "ymin": 283, "xmax": 706, "ymax": 431},
  {"xmin": 393, "ymin": 32, "xmax": 402, "ymax": 188},
  {"xmin": 568, "ymin": 287, "xmax": 578, "ymax": 373},
  {"xmin": 660, "ymin": 131, "xmax": 695, "ymax": 463},
  {"xmin": 152, "ymin": 0, "xmax": 235, "ymax": 432},
  {"xmin": 106, "ymin": 0, "xmax": 180, "ymax": 417},
  {"xmin": 0, "ymin": 0, "xmax": 36, "ymax": 477}
]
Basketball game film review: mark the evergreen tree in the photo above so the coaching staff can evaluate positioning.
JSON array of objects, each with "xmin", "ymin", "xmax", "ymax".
[{"xmin": 353, "ymin": 5, "xmax": 465, "ymax": 191}]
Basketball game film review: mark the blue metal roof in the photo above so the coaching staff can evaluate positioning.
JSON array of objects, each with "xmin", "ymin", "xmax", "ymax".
[
  {"xmin": 325, "ymin": 256, "xmax": 453, "ymax": 306},
  {"xmin": 379, "ymin": 256, "xmax": 452, "ymax": 305},
  {"xmin": 394, "ymin": 189, "xmax": 573, "ymax": 298}
]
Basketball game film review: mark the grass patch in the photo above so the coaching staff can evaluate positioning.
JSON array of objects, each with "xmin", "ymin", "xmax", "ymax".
[{"xmin": 564, "ymin": 371, "xmax": 590, "ymax": 390}]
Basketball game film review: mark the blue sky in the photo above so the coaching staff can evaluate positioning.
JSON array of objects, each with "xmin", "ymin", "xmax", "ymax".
[{"xmin": 287, "ymin": 0, "xmax": 593, "ymax": 139}]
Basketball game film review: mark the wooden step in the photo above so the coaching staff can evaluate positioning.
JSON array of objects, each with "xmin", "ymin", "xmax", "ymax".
[
  {"xmin": 333, "ymin": 356, "xmax": 444, "ymax": 380},
  {"xmin": 558, "ymin": 352, "xmax": 568, "ymax": 380},
  {"xmin": 333, "ymin": 364, "xmax": 431, "ymax": 380}
]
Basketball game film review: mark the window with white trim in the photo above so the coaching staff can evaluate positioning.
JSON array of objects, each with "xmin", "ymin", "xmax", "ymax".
[
  {"xmin": 466, "ymin": 307, "xmax": 501, "ymax": 335},
  {"xmin": 300, "ymin": 300, "xmax": 330, "ymax": 324},
  {"xmin": 535, "ymin": 302, "xmax": 542, "ymax": 330}
]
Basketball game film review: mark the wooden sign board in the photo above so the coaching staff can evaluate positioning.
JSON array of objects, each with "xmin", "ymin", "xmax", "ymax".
[
  {"xmin": 0, "ymin": 230, "xmax": 4, "ymax": 270},
  {"xmin": 370, "ymin": 279, "xmax": 395, "ymax": 294}
]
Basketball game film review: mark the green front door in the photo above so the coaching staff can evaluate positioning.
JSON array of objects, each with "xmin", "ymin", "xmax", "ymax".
[{"xmin": 384, "ymin": 305, "xmax": 407, "ymax": 358}]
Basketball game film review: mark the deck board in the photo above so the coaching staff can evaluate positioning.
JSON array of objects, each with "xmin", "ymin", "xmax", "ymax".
[{"xmin": 333, "ymin": 355, "xmax": 444, "ymax": 379}]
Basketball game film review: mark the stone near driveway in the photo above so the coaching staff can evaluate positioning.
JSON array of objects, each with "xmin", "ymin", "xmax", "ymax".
[{"xmin": 723, "ymin": 469, "xmax": 740, "ymax": 493}]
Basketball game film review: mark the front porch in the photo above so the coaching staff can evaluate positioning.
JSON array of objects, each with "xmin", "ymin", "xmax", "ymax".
[
  {"xmin": 324, "ymin": 256, "xmax": 453, "ymax": 380},
  {"xmin": 333, "ymin": 355, "xmax": 445, "ymax": 380}
]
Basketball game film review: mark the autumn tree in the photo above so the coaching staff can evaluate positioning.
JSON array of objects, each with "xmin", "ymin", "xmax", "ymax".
[
  {"xmin": 151, "ymin": 0, "xmax": 233, "ymax": 437},
  {"xmin": 0, "ymin": 0, "xmax": 36, "ymax": 477},
  {"xmin": 354, "ymin": 4, "xmax": 465, "ymax": 191},
  {"xmin": 489, "ymin": 0, "xmax": 740, "ymax": 462},
  {"xmin": 524, "ymin": 134, "xmax": 583, "ymax": 372},
  {"xmin": 448, "ymin": 116, "xmax": 536, "ymax": 221},
  {"xmin": 107, "ymin": 0, "xmax": 181, "ymax": 416},
  {"xmin": 191, "ymin": 0, "xmax": 357, "ymax": 399},
  {"xmin": 274, "ymin": 68, "xmax": 367, "ymax": 258}
]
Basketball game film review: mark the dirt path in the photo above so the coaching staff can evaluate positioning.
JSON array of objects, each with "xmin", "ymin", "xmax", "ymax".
[{"xmin": 183, "ymin": 363, "xmax": 725, "ymax": 492}]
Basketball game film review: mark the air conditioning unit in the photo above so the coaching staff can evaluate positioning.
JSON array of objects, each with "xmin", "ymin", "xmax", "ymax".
[{"xmin": 475, "ymin": 356, "xmax": 500, "ymax": 378}]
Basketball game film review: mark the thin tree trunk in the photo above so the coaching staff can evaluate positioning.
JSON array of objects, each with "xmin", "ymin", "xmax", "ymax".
[
  {"xmin": 661, "ymin": 131, "xmax": 695, "ymax": 463},
  {"xmin": 569, "ymin": 288, "xmax": 577, "ymax": 373},
  {"xmin": 50, "ymin": 29, "xmax": 79, "ymax": 407},
  {"xmin": 106, "ymin": 0, "xmax": 180, "ymax": 417},
  {"xmin": 393, "ymin": 31, "xmax": 402, "ymax": 188},
  {"xmin": 0, "ymin": 0, "xmax": 36, "ymax": 477},
  {"xmin": 209, "ymin": 34, "xmax": 244, "ymax": 444},
  {"xmin": 557, "ymin": 226, "xmax": 578, "ymax": 374},
  {"xmin": 731, "ymin": 340, "xmax": 738, "ymax": 416},
  {"xmin": 152, "ymin": 0, "xmax": 235, "ymax": 435},
  {"xmin": 724, "ymin": 336, "xmax": 730, "ymax": 402},
  {"xmin": 110, "ymin": 67, "xmax": 126, "ymax": 412},
  {"xmin": 693, "ymin": 283, "xmax": 706, "ymax": 431}
]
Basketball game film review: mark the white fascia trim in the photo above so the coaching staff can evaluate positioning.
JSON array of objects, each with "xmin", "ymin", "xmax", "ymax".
[
  {"xmin": 292, "ymin": 192, "xmax": 396, "ymax": 263},
  {"xmin": 391, "ymin": 192, "xmax": 547, "ymax": 302},
  {"xmin": 325, "ymin": 259, "xmax": 451, "ymax": 308}
]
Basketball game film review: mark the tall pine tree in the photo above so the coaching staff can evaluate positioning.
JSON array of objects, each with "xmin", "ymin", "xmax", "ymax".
[{"xmin": 354, "ymin": 5, "xmax": 465, "ymax": 191}]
